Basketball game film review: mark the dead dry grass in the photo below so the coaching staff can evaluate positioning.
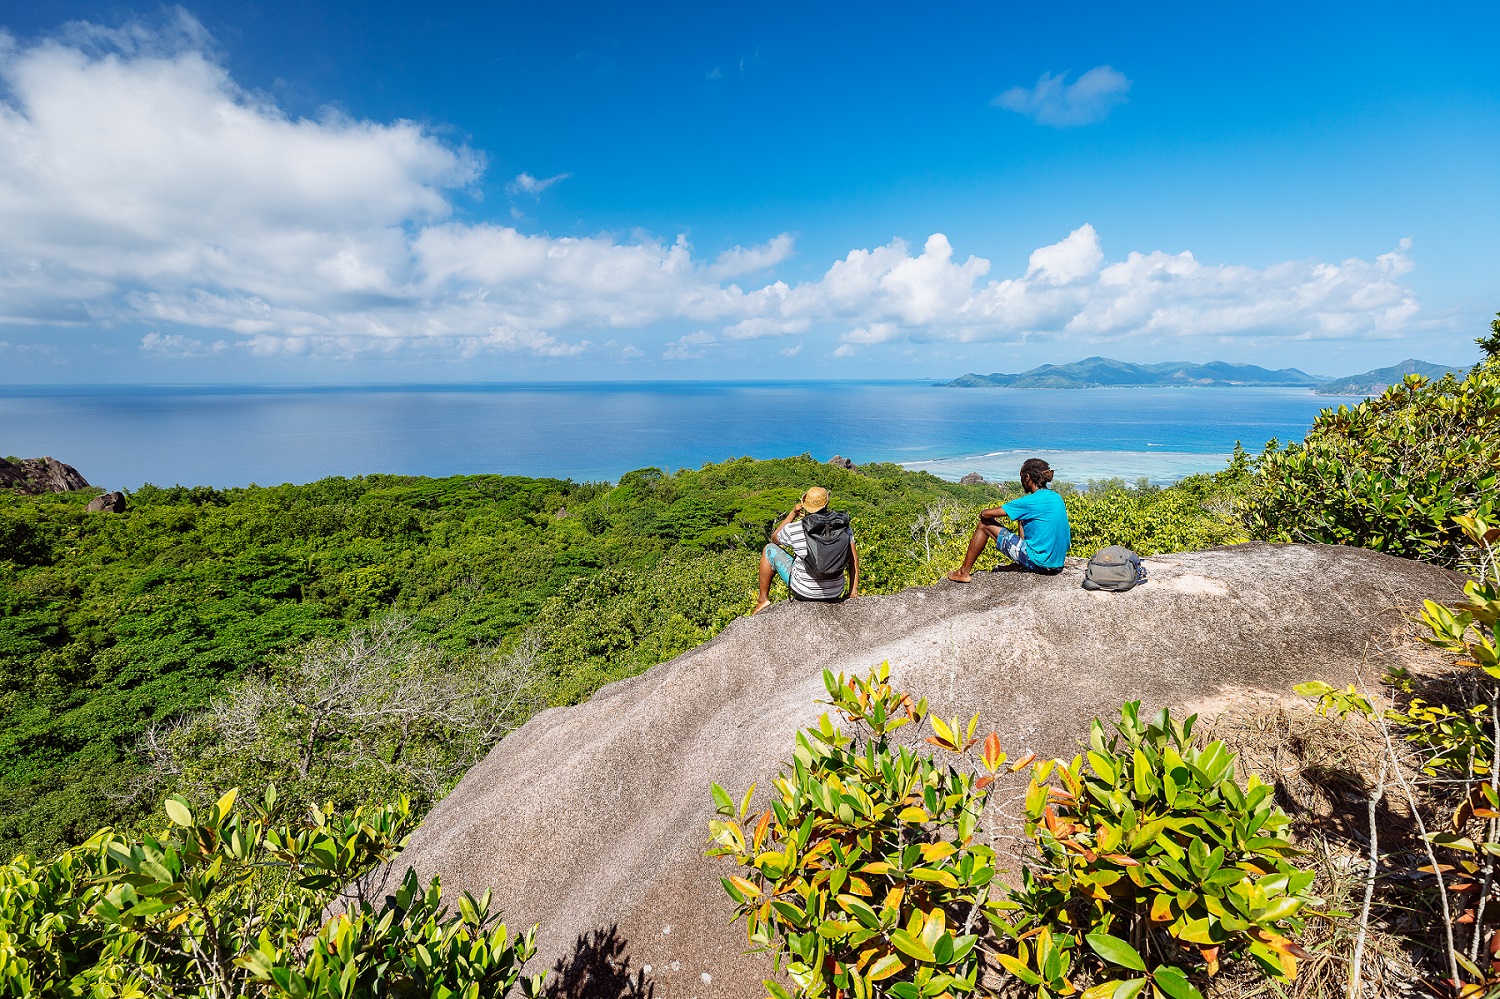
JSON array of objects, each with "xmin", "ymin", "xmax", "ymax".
[{"xmin": 1199, "ymin": 696, "xmax": 1423, "ymax": 997}]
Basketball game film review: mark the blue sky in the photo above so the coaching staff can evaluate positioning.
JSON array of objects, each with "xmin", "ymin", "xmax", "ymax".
[{"xmin": 0, "ymin": 1, "xmax": 1496, "ymax": 383}]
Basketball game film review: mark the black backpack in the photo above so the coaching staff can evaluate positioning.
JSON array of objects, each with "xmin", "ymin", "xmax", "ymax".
[
  {"xmin": 801, "ymin": 509, "xmax": 853, "ymax": 580},
  {"xmin": 1081, "ymin": 546, "xmax": 1147, "ymax": 592}
]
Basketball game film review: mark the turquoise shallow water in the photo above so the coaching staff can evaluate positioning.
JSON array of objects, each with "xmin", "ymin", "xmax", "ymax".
[{"xmin": 0, "ymin": 381, "xmax": 1361, "ymax": 490}]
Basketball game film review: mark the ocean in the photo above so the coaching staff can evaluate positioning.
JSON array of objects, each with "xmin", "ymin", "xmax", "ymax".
[{"xmin": 0, "ymin": 382, "xmax": 1362, "ymax": 490}]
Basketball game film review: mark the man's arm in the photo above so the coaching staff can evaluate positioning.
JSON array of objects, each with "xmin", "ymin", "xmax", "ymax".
[
  {"xmin": 981, "ymin": 503, "xmax": 1022, "ymax": 538},
  {"xmin": 847, "ymin": 539, "xmax": 860, "ymax": 598},
  {"xmin": 772, "ymin": 502, "xmax": 803, "ymax": 543}
]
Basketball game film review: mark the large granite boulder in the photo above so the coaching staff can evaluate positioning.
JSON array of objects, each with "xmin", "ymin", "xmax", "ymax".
[
  {"xmin": 0, "ymin": 456, "xmax": 89, "ymax": 494},
  {"xmin": 381, "ymin": 544, "xmax": 1461, "ymax": 998}
]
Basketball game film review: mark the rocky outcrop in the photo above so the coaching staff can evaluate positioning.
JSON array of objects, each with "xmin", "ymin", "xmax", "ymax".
[
  {"xmin": 960, "ymin": 472, "xmax": 985, "ymax": 485},
  {"xmin": 379, "ymin": 544, "xmax": 1461, "ymax": 998},
  {"xmin": 828, "ymin": 455, "xmax": 856, "ymax": 470},
  {"xmin": 85, "ymin": 491, "xmax": 127, "ymax": 513},
  {"xmin": 0, "ymin": 456, "xmax": 89, "ymax": 494}
]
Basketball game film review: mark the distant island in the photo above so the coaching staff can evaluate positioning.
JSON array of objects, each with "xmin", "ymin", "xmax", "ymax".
[
  {"xmin": 942, "ymin": 355, "xmax": 1467, "ymax": 393},
  {"xmin": 1312, "ymin": 358, "xmax": 1468, "ymax": 396}
]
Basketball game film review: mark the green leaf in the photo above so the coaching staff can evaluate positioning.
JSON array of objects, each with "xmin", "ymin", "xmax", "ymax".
[
  {"xmin": 711, "ymin": 783, "xmax": 734, "ymax": 815},
  {"xmin": 1150, "ymin": 965, "xmax": 1204, "ymax": 999},
  {"xmin": 164, "ymin": 797, "xmax": 194, "ymax": 827},
  {"xmin": 1086, "ymin": 932, "xmax": 1146, "ymax": 973},
  {"xmin": 890, "ymin": 928, "xmax": 936, "ymax": 964}
]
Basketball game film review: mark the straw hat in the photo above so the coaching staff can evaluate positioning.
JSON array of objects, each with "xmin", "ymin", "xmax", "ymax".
[{"xmin": 801, "ymin": 486, "xmax": 829, "ymax": 513}]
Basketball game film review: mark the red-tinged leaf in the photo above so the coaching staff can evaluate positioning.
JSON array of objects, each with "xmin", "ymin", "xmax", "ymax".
[
  {"xmin": 1103, "ymin": 854, "xmax": 1141, "ymax": 867},
  {"xmin": 975, "ymin": 776, "xmax": 995, "ymax": 790},
  {"xmin": 867, "ymin": 952, "xmax": 905, "ymax": 982},
  {"xmin": 729, "ymin": 875, "xmax": 761, "ymax": 898},
  {"xmin": 753, "ymin": 811, "xmax": 771, "ymax": 850},
  {"xmin": 984, "ymin": 732, "xmax": 1002, "ymax": 769},
  {"xmin": 1009, "ymin": 753, "xmax": 1037, "ymax": 772},
  {"xmin": 925, "ymin": 736, "xmax": 958, "ymax": 751}
]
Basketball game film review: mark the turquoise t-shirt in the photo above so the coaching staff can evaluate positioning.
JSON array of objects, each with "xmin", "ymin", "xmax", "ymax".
[{"xmin": 1002, "ymin": 488, "xmax": 1071, "ymax": 568}]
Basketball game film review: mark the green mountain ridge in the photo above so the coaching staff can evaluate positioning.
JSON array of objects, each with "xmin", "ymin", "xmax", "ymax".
[
  {"xmin": 944, "ymin": 354, "xmax": 1465, "ymax": 391},
  {"xmin": 1313, "ymin": 358, "xmax": 1468, "ymax": 395}
]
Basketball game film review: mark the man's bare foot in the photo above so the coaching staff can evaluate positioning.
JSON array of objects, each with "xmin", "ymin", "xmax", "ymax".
[
  {"xmin": 750, "ymin": 598, "xmax": 772, "ymax": 616},
  {"xmin": 946, "ymin": 570, "xmax": 972, "ymax": 583}
]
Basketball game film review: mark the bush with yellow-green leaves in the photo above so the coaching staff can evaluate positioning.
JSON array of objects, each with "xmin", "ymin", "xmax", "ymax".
[
  {"xmin": 0, "ymin": 787, "xmax": 543, "ymax": 998},
  {"xmin": 708, "ymin": 666, "xmax": 1313, "ymax": 999}
]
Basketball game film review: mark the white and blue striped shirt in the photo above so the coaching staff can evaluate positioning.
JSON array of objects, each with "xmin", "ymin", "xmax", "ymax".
[{"xmin": 775, "ymin": 520, "xmax": 852, "ymax": 600}]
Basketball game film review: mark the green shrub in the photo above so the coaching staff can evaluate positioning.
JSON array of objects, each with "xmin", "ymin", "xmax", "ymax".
[
  {"xmin": 996, "ymin": 702, "xmax": 1317, "ymax": 998},
  {"xmin": 0, "ymin": 787, "xmax": 544, "ymax": 998},
  {"xmin": 1067, "ymin": 473, "xmax": 1247, "ymax": 558},
  {"xmin": 1239, "ymin": 358, "xmax": 1499, "ymax": 569},
  {"xmin": 708, "ymin": 669, "xmax": 1313, "ymax": 999},
  {"xmin": 707, "ymin": 664, "xmax": 1008, "ymax": 999}
]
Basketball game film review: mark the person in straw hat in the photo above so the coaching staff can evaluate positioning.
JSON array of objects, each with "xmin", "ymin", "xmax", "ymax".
[{"xmin": 751, "ymin": 485, "xmax": 859, "ymax": 615}]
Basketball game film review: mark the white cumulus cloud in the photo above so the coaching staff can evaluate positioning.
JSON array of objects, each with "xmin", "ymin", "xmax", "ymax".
[
  {"xmin": 993, "ymin": 66, "xmax": 1131, "ymax": 127},
  {"xmin": 0, "ymin": 18, "xmax": 1422, "ymax": 364}
]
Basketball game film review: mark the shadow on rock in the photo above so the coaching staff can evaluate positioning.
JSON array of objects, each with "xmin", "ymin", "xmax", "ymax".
[{"xmin": 546, "ymin": 925, "xmax": 654, "ymax": 999}]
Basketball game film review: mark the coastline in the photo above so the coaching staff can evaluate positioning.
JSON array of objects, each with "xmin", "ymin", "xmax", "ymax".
[{"xmin": 902, "ymin": 448, "xmax": 1236, "ymax": 486}]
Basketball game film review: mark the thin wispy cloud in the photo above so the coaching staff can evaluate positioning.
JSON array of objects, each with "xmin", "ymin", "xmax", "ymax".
[
  {"xmin": 140, "ymin": 332, "xmax": 228, "ymax": 356},
  {"xmin": 0, "ymin": 19, "xmax": 1419, "ymax": 362},
  {"xmin": 507, "ymin": 171, "xmax": 571, "ymax": 196},
  {"xmin": 993, "ymin": 66, "xmax": 1131, "ymax": 127}
]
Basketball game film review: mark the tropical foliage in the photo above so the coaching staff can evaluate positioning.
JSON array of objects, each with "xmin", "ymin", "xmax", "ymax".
[
  {"xmin": 1239, "ymin": 352, "xmax": 1499, "ymax": 570},
  {"xmin": 707, "ymin": 669, "xmax": 1310, "ymax": 999},
  {"xmin": 0, "ymin": 787, "xmax": 543, "ymax": 998},
  {"xmin": 707, "ymin": 663, "xmax": 1009, "ymax": 999},
  {"xmin": 997, "ymin": 702, "xmax": 1317, "ymax": 998},
  {"xmin": 1, "ymin": 457, "xmax": 1237, "ymax": 860}
]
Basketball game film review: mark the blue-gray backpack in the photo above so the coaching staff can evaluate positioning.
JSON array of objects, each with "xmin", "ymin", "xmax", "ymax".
[
  {"xmin": 1082, "ymin": 545, "xmax": 1147, "ymax": 591},
  {"xmin": 801, "ymin": 509, "xmax": 853, "ymax": 580}
]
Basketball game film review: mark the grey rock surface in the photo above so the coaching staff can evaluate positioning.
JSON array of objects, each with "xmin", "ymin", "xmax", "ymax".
[
  {"xmin": 85, "ymin": 491, "xmax": 127, "ymax": 513},
  {"xmin": 828, "ymin": 455, "xmax": 856, "ymax": 470},
  {"xmin": 382, "ymin": 543, "xmax": 1460, "ymax": 998},
  {"xmin": 960, "ymin": 472, "xmax": 985, "ymax": 485},
  {"xmin": 0, "ymin": 456, "xmax": 90, "ymax": 494}
]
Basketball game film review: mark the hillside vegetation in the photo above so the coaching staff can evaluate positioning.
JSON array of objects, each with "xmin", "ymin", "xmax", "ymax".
[{"xmin": 0, "ymin": 457, "xmax": 1244, "ymax": 859}]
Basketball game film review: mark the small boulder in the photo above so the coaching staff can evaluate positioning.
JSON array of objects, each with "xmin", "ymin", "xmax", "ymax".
[
  {"xmin": 960, "ymin": 472, "xmax": 985, "ymax": 485},
  {"xmin": 828, "ymin": 455, "xmax": 856, "ymax": 470},
  {"xmin": 85, "ymin": 491, "xmax": 127, "ymax": 513}
]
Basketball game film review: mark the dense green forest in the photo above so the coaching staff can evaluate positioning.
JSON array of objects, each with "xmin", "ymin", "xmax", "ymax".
[{"xmin": 0, "ymin": 456, "xmax": 1245, "ymax": 859}]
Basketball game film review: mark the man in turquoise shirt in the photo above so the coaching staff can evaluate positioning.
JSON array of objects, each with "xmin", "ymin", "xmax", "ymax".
[{"xmin": 947, "ymin": 457, "xmax": 1070, "ymax": 580}]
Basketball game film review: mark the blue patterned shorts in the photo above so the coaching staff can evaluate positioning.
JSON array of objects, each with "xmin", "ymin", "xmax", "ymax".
[
  {"xmin": 764, "ymin": 543, "xmax": 795, "ymax": 585},
  {"xmin": 994, "ymin": 527, "xmax": 1061, "ymax": 575}
]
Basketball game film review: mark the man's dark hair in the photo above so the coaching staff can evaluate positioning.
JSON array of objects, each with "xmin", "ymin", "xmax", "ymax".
[{"xmin": 1019, "ymin": 458, "xmax": 1054, "ymax": 488}]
